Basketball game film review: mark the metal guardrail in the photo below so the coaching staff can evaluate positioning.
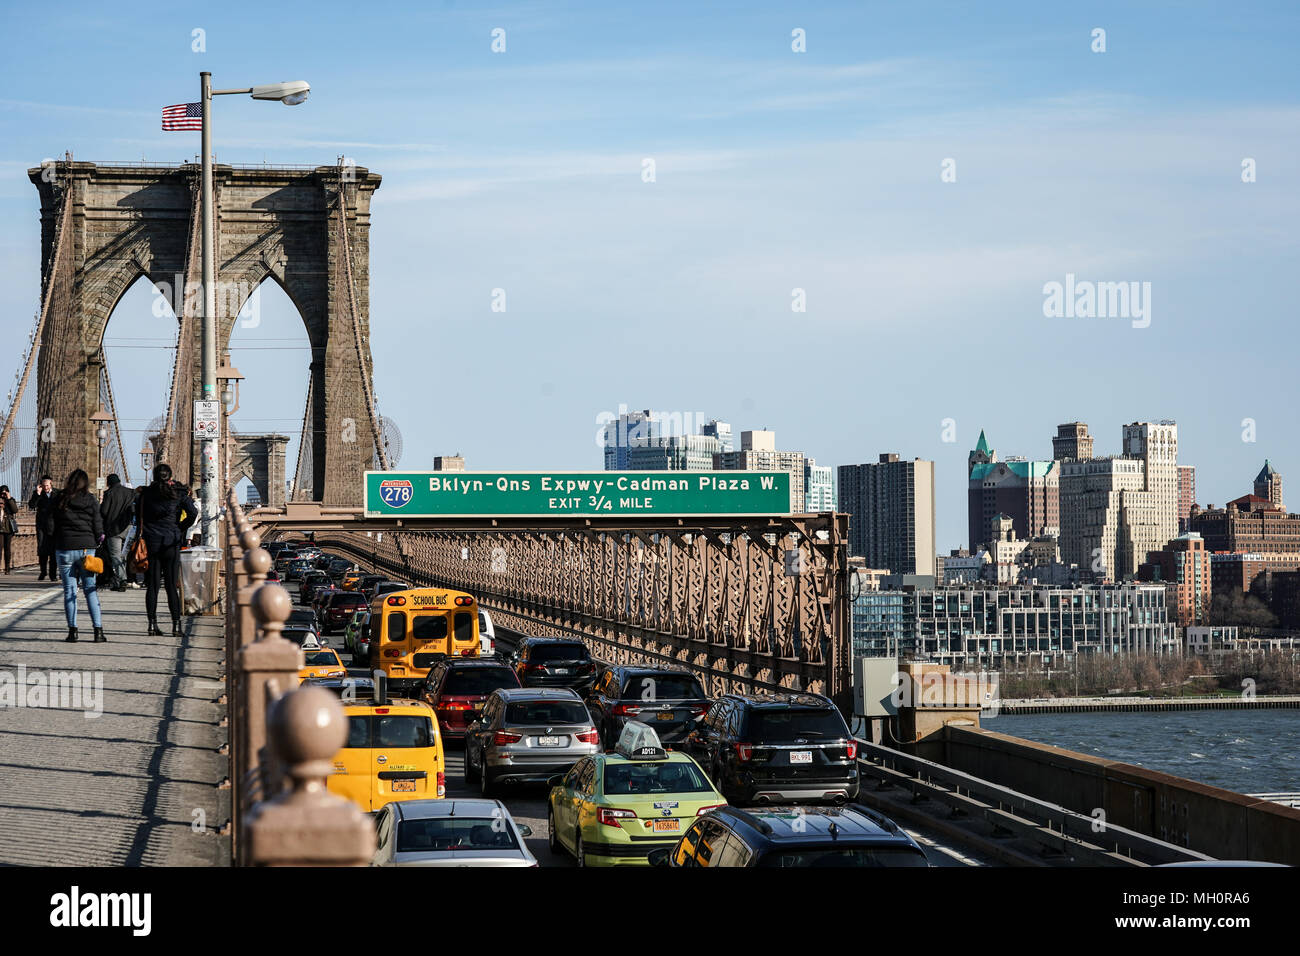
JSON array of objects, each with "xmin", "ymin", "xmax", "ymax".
[{"xmin": 855, "ymin": 738, "xmax": 1215, "ymax": 866}]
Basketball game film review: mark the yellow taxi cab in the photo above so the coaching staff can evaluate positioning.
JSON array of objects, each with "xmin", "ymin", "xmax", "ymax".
[
  {"xmin": 340, "ymin": 570, "xmax": 364, "ymax": 591},
  {"xmin": 298, "ymin": 643, "xmax": 347, "ymax": 682},
  {"xmin": 327, "ymin": 683, "xmax": 447, "ymax": 814},
  {"xmin": 370, "ymin": 587, "xmax": 480, "ymax": 693}
]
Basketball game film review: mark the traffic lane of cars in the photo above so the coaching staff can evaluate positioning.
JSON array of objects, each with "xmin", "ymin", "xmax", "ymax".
[{"xmin": 339, "ymin": 610, "xmax": 983, "ymax": 867}]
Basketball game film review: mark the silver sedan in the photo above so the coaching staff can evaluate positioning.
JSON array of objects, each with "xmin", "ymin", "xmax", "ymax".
[{"xmin": 371, "ymin": 798, "xmax": 537, "ymax": 867}]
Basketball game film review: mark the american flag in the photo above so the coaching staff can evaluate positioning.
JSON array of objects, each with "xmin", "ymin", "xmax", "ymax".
[{"xmin": 161, "ymin": 103, "xmax": 202, "ymax": 131}]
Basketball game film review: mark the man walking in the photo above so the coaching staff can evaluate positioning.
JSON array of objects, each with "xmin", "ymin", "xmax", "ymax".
[
  {"xmin": 99, "ymin": 473, "xmax": 134, "ymax": 591},
  {"xmin": 28, "ymin": 475, "xmax": 56, "ymax": 582}
]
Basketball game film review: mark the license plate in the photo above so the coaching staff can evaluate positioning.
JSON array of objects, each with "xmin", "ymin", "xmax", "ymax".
[
  {"xmin": 790, "ymin": 751, "xmax": 813, "ymax": 764},
  {"xmin": 656, "ymin": 712, "xmax": 675, "ymax": 721},
  {"xmin": 390, "ymin": 779, "xmax": 417, "ymax": 792},
  {"xmin": 537, "ymin": 735, "xmax": 564, "ymax": 747},
  {"xmin": 472, "ymin": 702, "xmax": 484, "ymax": 710},
  {"xmin": 554, "ymin": 668, "xmax": 571, "ymax": 675},
  {"xmin": 652, "ymin": 819, "xmax": 681, "ymax": 832}
]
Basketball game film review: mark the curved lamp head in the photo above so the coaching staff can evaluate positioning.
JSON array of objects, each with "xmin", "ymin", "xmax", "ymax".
[{"xmin": 250, "ymin": 81, "xmax": 310, "ymax": 105}]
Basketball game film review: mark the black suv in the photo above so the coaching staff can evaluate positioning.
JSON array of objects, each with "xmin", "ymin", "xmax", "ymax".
[
  {"xmin": 685, "ymin": 692, "xmax": 859, "ymax": 806},
  {"xmin": 585, "ymin": 666, "xmax": 710, "ymax": 748},
  {"xmin": 510, "ymin": 638, "xmax": 599, "ymax": 691},
  {"xmin": 649, "ymin": 804, "xmax": 928, "ymax": 868}
]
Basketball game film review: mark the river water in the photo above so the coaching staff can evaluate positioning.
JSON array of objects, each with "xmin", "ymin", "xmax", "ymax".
[{"xmin": 983, "ymin": 708, "xmax": 1300, "ymax": 796}]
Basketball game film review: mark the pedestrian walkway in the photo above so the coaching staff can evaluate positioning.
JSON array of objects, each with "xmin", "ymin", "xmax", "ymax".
[{"xmin": 0, "ymin": 569, "xmax": 230, "ymax": 866}]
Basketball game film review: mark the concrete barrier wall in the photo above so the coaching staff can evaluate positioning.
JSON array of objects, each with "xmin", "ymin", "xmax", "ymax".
[{"xmin": 942, "ymin": 725, "xmax": 1300, "ymax": 865}]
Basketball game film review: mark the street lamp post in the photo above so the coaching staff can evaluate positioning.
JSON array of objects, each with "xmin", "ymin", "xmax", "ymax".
[
  {"xmin": 216, "ymin": 354, "xmax": 243, "ymax": 491},
  {"xmin": 89, "ymin": 405, "xmax": 114, "ymax": 491},
  {"xmin": 140, "ymin": 442, "xmax": 155, "ymax": 477},
  {"xmin": 197, "ymin": 72, "xmax": 309, "ymax": 546}
]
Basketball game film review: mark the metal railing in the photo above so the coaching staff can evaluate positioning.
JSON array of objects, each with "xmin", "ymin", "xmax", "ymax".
[
  {"xmin": 855, "ymin": 738, "xmax": 1214, "ymax": 866},
  {"xmin": 220, "ymin": 490, "xmax": 376, "ymax": 865}
]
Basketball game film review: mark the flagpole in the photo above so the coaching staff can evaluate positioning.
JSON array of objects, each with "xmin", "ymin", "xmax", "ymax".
[{"xmin": 199, "ymin": 71, "xmax": 220, "ymax": 548}]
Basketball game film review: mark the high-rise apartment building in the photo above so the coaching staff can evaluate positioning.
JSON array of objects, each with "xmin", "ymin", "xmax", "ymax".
[
  {"xmin": 837, "ymin": 454, "xmax": 936, "ymax": 576},
  {"xmin": 1178, "ymin": 465, "xmax": 1196, "ymax": 530},
  {"xmin": 716, "ymin": 430, "xmax": 805, "ymax": 512},
  {"xmin": 433, "ymin": 455, "xmax": 465, "ymax": 472},
  {"xmin": 804, "ymin": 459, "xmax": 834, "ymax": 512},
  {"xmin": 1139, "ymin": 532, "xmax": 1211, "ymax": 626},
  {"xmin": 967, "ymin": 429, "xmax": 1059, "ymax": 549},
  {"xmin": 1122, "ymin": 421, "xmax": 1180, "ymax": 547}
]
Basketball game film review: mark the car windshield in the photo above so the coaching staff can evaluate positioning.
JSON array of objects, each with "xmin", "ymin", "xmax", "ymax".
[
  {"xmin": 504, "ymin": 700, "xmax": 590, "ymax": 725},
  {"xmin": 396, "ymin": 818, "xmax": 519, "ymax": 853},
  {"xmin": 304, "ymin": 651, "xmax": 338, "ymax": 666},
  {"xmin": 443, "ymin": 668, "xmax": 517, "ymax": 696},
  {"xmin": 621, "ymin": 675, "xmax": 705, "ymax": 700},
  {"xmin": 530, "ymin": 643, "xmax": 588, "ymax": 663},
  {"xmin": 603, "ymin": 760, "xmax": 713, "ymax": 795},
  {"xmin": 334, "ymin": 594, "xmax": 367, "ymax": 606},
  {"xmin": 757, "ymin": 846, "xmax": 929, "ymax": 868},
  {"xmin": 747, "ymin": 709, "xmax": 847, "ymax": 741},
  {"xmin": 282, "ymin": 629, "xmax": 315, "ymax": 645}
]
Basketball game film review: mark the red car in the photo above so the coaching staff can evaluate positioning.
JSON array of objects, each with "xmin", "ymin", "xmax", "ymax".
[
  {"xmin": 318, "ymin": 590, "xmax": 369, "ymax": 634},
  {"xmin": 420, "ymin": 659, "xmax": 521, "ymax": 739}
]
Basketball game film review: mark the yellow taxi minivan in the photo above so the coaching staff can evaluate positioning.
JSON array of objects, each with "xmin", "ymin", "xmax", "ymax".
[
  {"xmin": 370, "ymin": 587, "xmax": 480, "ymax": 692},
  {"xmin": 340, "ymin": 570, "xmax": 364, "ymax": 591},
  {"xmin": 327, "ymin": 689, "xmax": 446, "ymax": 814}
]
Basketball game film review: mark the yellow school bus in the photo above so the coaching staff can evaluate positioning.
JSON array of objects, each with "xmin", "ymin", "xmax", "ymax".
[{"xmin": 370, "ymin": 587, "xmax": 480, "ymax": 691}]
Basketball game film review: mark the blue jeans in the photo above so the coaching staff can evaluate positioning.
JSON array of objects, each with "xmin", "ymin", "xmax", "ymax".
[
  {"xmin": 56, "ymin": 548, "xmax": 102, "ymax": 629},
  {"xmin": 107, "ymin": 531, "xmax": 129, "ymax": 585}
]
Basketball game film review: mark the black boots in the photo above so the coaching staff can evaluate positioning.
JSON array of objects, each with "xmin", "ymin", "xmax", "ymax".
[
  {"xmin": 172, "ymin": 619, "xmax": 182, "ymax": 636},
  {"xmin": 147, "ymin": 620, "xmax": 163, "ymax": 636},
  {"xmin": 65, "ymin": 627, "xmax": 77, "ymax": 642},
  {"xmin": 93, "ymin": 627, "xmax": 106, "ymax": 643}
]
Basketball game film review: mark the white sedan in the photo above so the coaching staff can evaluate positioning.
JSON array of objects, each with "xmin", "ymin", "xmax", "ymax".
[{"xmin": 371, "ymin": 799, "xmax": 537, "ymax": 867}]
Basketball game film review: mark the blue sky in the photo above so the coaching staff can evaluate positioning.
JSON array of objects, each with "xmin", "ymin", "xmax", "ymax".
[{"xmin": 1, "ymin": 0, "xmax": 1297, "ymax": 551}]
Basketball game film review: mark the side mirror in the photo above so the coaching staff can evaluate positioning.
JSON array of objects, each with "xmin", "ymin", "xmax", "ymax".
[
  {"xmin": 646, "ymin": 847, "xmax": 672, "ymax": 868},
  {"xmin": 517, "ymin": 824, "xmax": 533, "ymax": 837}
]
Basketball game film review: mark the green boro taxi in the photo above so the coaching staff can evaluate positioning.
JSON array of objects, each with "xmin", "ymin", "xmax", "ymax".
[{"xmin": 546, "ymin": 722, "xmax": 726, "ymax": 866}]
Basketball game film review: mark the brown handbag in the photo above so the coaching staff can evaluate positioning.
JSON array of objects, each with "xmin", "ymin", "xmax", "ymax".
[{"xmin": 128, "ymin": 496, "xmax": 149, "ymax": 574}]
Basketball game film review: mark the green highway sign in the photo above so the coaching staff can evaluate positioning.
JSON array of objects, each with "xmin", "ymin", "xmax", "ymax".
[{"xmin": 364, "ymin": 471, "xmax": 792, "ymax": 518}]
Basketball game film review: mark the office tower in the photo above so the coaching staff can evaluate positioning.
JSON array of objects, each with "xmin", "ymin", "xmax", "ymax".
[
  {"xmin": 700, "ymin": 420, "xmax": 734, "ymax": 454},
  {"xmin": 1255, "ymin": 460, "xmax": 1283, "ymax": 510},
  {"xmin": 1122, "ymin": 420, "xmax": 1180, "ymax": 548},
  {"xmin": 967, "ymin": 429, "xmax": 1059, "ymax": 549},
  {"xmin": 804, "ymin": 459, "xmax": 835, "ymax": 513},
  {"xmin": 1059, "ymin": 456, "xmax": 1161, "ymax": 581},
  {"xmin": 627, "ymin": 433, "xmax": 722, "ymax": 471},
  {"xmin": 433, "ymin": 455, "xmax": 465, "ymax": 472},
  {"xmin": 837, "ymin": 454, "xmax": 936, "ymax": 576},
  {"xmin": 602, "ymin": 408, "xmax": 658, "ymax": 470},
  {"xmin": 1052, "ymin": 422, "xmax": 1094, "ymax": 461}
]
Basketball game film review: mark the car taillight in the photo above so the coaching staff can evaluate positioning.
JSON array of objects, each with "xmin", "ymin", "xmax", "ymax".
[
  {"xmin": 460, "ymin": 648, "xmax": 475, "ymax": 656},
  {"xmin": 846, "ymin": 741, "xmax": 857, "ymax": 760},
  {"xmin": 597, "ymin": 808, "xmax": 635, "ymax": 828},
  {"xmin": 526, "ymin": 663, "xmax": 546, "ymax": 672},
  {"xmin": 735, "ymin": 743, "xmax": 753, "ymax": 762},
  {"xmin": 441, "ymin": 701, "xmax": 474, "ymax": 711},
  {"xmin": 384, "ymin": 650, "xmax": 402, "ymax": 658},
  {"xmin": 436, "ymin": 772, "xmax": 445, "ymax": 797},
  {"xmin": 695, "ymin": 804, "xmax": 724, "ymax": 816},
  {"xmin": 611, "ymin": 703, "xmax": 639, "ymax": 717},
  {"xmin": 574, "ymin": 729, "xmax": 599, "ymax": 744},
  {"xmin": 688, "ymin": 704, "xmax": 708, "ymax": 715},
  {"xmin": 493, "ymin": 731, "xmax": 523, "ymax": 745}
]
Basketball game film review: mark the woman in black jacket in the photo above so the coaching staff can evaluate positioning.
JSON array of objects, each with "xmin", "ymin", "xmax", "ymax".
[
  {"xmin": 52, "ymin": 469, "xmax": 105, "ymax": 643},
  {"xmin": 138, "ymin": 463, "xmax": 197, "ymax": 636},
  {"xmin": 0, "ymin": 485, "xmax": 18, "ymax": 573}
]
